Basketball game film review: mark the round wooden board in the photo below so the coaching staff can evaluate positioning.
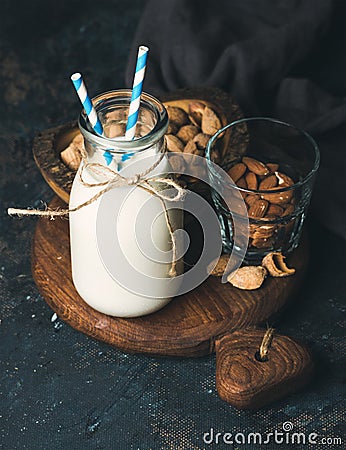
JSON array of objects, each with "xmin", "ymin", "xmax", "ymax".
[{"xmin": 32, "ymin": 196, "xmax": 309, "ymax": 357}]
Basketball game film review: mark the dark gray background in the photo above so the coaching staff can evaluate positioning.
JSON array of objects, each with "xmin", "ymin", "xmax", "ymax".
[{"xmin": 0, "ymin": 1, "xmax": 344, "ymax": 449}]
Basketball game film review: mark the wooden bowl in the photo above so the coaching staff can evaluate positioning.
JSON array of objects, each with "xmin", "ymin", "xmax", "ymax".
[{"xmin": 33, "ymin": 87, "xmax": 244, "ymax": 204}]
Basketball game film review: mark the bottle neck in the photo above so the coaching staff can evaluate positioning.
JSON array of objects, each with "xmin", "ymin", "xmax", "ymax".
[
  {"xmin": 78, "ymin": 89, "xmax": 168, "ymax": 172},
  {"xmin": 81, "ymin": 134, "xmax": 166, "ymax": 175}
]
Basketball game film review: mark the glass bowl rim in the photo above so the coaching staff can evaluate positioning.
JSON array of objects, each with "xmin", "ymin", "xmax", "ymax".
[{"xmin": 206, "ymin": 116, "xmax": 320, "ymax": 194}]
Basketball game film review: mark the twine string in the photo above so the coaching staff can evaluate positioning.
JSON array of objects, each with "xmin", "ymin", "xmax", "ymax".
[{"xmin": 8, "ymin": 142, "xmax": 184, "ymax": 276}]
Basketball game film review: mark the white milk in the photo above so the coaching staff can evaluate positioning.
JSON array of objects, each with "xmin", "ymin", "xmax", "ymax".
[
  {"xmin": 69, "ymin": 90, "xmax": 182, "ymax": 317},
  {"xmin": 69, "ymin": 148, "xmax": 181, "ymax": 317}
]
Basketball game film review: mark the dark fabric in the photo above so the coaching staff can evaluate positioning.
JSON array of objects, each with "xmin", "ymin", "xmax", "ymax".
[{"xmin": 126, "ymin": 0, "xmax": 346, "ymax": 239}]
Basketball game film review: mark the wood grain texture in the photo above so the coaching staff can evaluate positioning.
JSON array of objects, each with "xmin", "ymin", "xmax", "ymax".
[
  {"xmin": 32, "ymin": 120, "xmax": 79, "ymax": 204},
  {"xmin": 32, "ymin": 88, "xmax": 244, "ymax": 204},
  {"xmin": 215, "ymin": 328, "xmax": 314, "ymax": 409},
  {"xmin": 32, "ymin": 196, "xmax": 309, "ymax": 357}
]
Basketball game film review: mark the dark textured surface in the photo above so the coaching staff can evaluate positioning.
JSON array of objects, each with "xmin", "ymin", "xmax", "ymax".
[{"xmin": 0, "ymin": 1, "xmax": 345, "ymax": 449}]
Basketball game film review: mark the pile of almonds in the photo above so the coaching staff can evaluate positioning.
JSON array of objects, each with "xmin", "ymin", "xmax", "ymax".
[
  {"xmin": 165, "ymin": 103, "xmax": 222, "ymax": 180},
  {"xmin": 60, "ymin": 101, "xmax": 224, "ymax": 181},
  {"xmin": 227, "ymin": 156, "xmax": 296, "ymax": 250},
  {"xmin": 208, "ymin": 251, "xmax": 295, "ymax": 290},
  {"xmin": 60, "ymin": 133, "xmax": 84, "ymax": 170}
]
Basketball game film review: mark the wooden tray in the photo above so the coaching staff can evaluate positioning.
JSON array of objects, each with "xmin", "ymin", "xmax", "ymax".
[{"xmin": 32, "ymin": 196, "xmax": 308, "ymax": 357}]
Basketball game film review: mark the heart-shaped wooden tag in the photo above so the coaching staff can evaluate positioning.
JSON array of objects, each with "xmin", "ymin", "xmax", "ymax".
[{"xmin": 215, "ymin": 328, "xmax": 314, "ymax": 409}]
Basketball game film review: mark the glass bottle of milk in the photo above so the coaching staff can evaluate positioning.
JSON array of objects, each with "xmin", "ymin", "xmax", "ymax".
[{"xmin": 69, "ymin": 90, "xmax": 182, "ymax": 317}]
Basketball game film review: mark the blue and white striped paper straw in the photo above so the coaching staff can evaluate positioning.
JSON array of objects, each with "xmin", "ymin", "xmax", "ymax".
[
  {"xmin": 71, "ymin": 73, "xmax": 113, "ymax": 165},
  {"xmin": 71, "ymin": 73, "xmax": 103, "ymax": 135},
  {"xmin": 125, "ymin": 46, "xmax": 149, "ymax": 141}
]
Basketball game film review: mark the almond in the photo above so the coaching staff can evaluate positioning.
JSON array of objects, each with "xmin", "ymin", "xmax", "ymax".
[
  {"xmin": 259, "ymin": 174, "xmax": 278, "ymax": 190},
  {"xmin": 177, "ymin": 125, "xmax": 200, "ymax": 144},
  {"xmin": 266, "ymin": 163, "xmax": 279, "ymax": 173},
  {"xmin": 165, "ymin": 134, "xmax": 184, "ymax": 153},
  {"xmin": 227, "ymin": 266, "xmax": 267, "ymax": 290},
  {"xmin": 105, "ymin": 122, "xmax": 126, "ymax": 138},
  {"xmin": 251, "ymin": 224, "xmax": 277, "ymax": 240},
  {"xmin": 189, "ymin": 101, "xmax": 206, "ymax": 114},
  {"xmin": 61, "ymin": 133, "xmax": 84, "ymax": 169},
  {"xmin": 262, "ymin": 252, "xmax": 295, "ymax": 277},
  {"xmin": 249, "ymin": 223, "xmax": 259, "ymax": 237},
  {"xmin": 251, "ymin": 237, "xmax": 273, "ymax": 248},
  {"xmin": 201, "ymin": 106, "xmax": 222, "ymax": 135},
  {"xmin": 261, "ymin": 188, "xmax": 293, "ymax": 205},
  {"xmin": 189, "ymin": 113, "xmax": 202, "ymax": 127},
  {"xmin": 245, "ymin": 194, "xmax": 259, "ymax": 207},
  {"xmin": 167, "ymin": 122, "xmax": 179, "ymax": 135},
  {"xmin": 183, "ymin": 140, "xmax": 204, "ymax": 172},
  {"xmin": 248, "ymin": 199, "xmax": 269, "ymax": 218},
  {"xmin": 184, "ymin": 139, "xmax": 203, "ymax": 155},
  {"xmin": 242, "ymin": 157, "xmax": 270, "ymax": 176},
  {"xmin": 245, "ymin": 171, "xmax": 258, "ymax": 190},
  {"xmin": 193, "ymin": 133, "xmax": 211, "ymax": 150},
  {"xmin": 227, "ymin": 162, "xmax": 246, "ymax": 182},
  {"xmin": 61, "ymin": 143, "xmax": 82, "ymax": 170},
  {"xmin": 166, "ymin": 106, "xmax": 189, "ymax": 127},
  {"xmin": 266, "ymin": 204, "xmax": 284, "ymax": 217},
  {"xmin": 105, "ymin": 109, "xmax": 127, "ymax": 122},
  {"xmin": 188, "ymin": 102, "xmax": 205, "ymax": 127},
  {"xmin": 275, "ymin": 171, "xmax": 294, "ymax": 187},
  {"xmin": 236, "ymin": 176, "xmax": 247, "ymax": 188},
  {"xmin": 72, "ymin": 132, "xmax": 84, "ymax": 147},
  {"xmin": 236, "ymin": 177, "xmax": 248, "ymax": 198}
]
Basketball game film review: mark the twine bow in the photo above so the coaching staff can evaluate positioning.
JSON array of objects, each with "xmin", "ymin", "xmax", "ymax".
[{"xmin": 8, "ymin": 145, "xmax": 185, "ymax": 277}]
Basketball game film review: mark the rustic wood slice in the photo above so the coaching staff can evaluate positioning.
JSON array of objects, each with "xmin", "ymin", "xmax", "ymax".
[
  {"xmin": 215, "ymin": 328, "xmax": 314, "ymax": 409},
  {"xmin": 32, "ymin": 196, "xmax": 309, "ymax": 357},
  {"xmin": 32, "ymin": 88, "xmax": 244, "ymax": 204}
]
